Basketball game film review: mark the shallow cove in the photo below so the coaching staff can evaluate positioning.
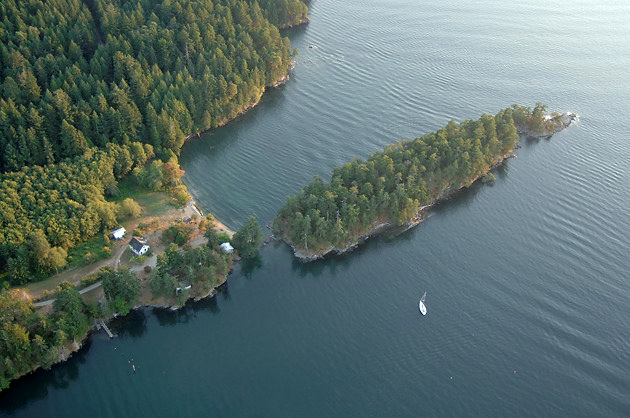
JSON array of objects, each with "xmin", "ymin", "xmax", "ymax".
[{"xmin": 3, "ymin": 0, "xmax": 630, "ymax": 416}]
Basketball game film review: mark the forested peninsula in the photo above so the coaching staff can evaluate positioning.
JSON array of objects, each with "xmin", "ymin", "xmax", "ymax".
[
  {"xmin": 274, "ymin": 104, "xmax": 577, "ymax": 261},
  {"xmin": 0, "ymin": 0, "xmax": 307, "ymax": 391}
]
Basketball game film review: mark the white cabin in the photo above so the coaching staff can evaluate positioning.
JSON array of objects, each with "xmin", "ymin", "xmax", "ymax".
[
  {"xmin": 129, "ymin": 237, "xmax": 150, "ymax": 256},
  {"xmin": 220, "ymin": 242, "xmax": 234, "ymax": 253},
  {"xmin": 111, "ymin": 227, "xmax": 126, "ymax": 240}
]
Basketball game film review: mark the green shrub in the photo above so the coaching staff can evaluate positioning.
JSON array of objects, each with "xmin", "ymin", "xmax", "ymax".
[
  {"xmin": 173, "ymin": 185, "xmax": 190, "ymax": 205},
  {"xmin": 80, "ymin": 274, "xmax": 99, "ymax": 288},
  {"xmin": 130, "ymin": 255, "xmax": 147, "ymax": 264},
  {"xmin": 163, "ymin": 223, "xmax": 192, "ymax": 246}
]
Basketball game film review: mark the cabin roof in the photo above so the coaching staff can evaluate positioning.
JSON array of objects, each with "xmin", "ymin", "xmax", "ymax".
[
  {"xmin": 129, "ymin": 236, "xmax": 148, "ymax": 252},
  {"xmin": 220, "ymin": 242, "xmax": 234, "ymax": 252}
]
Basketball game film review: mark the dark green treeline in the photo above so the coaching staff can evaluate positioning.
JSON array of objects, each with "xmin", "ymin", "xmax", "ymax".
[
  {"xmin": 274, "ymin": 105, "xmax": 542, "ymax": 254},
  {"xmin": 254, "ymin": 0, "xmax": 309, "ymax": 28},
  {"xmin": 0, "ymin": 285, "xmax": 96, "ymax": 391},
  {"xmin": 0, "ymin": 0, "xmax": 308, "ymax": 172},
  {"xmin": 0, "ymin": 144, "xmax": 160, "ymax": 284},
  {"xmin": 0, "ymin": 0, "xmax": 307, "ymax": 282}
]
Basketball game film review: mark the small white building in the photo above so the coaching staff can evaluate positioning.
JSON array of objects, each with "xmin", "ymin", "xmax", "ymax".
[
  {"xmin": 220, "ymin": 242, "xmax": 234, "ymax": 253},
  {"xmin": 176, "ymin": 280, "xmax": 192, "ymax": 292},
  {"xmin": 129, "ymin": 237, "xmax": 150, "ymax": 256},
  {"xmin": 111, "ymin": 227, "xmax": 126, "ymax": 240}
]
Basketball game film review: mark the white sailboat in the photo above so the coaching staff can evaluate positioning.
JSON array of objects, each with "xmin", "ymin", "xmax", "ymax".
[{"xmin": 419, "ymin": 292, "xmax": 427, "ymax": 316}]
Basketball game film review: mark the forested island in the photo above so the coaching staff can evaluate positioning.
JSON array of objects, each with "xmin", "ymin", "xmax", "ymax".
[
  {"xmin": 0, "ymin": 0, "xmax": 306, "ymax": 391},
  {"xmin": 274, "ymin": 104, "xmax": 577, "ymax": 261}
]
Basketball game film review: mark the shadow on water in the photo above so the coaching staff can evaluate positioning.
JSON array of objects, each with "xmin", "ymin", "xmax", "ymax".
[
  {"xmin": 109, "ymin": 309, "xmax": 147, "ymax": 339},
  {"xmin": 186, "ymin": 83, "xmax": 288, "ymax": 159},
  {"xmin": 0, "ymin": 339, "xmax": 92, "ymax": 415},
  {"xmin": 240, "ymin": 254, "xmax": 263, "ymax": 277},
  {"xmin": 188, "ymin": 292, "xmax": 221, "ymax": 315},
  {"xmin": 287, "ymin": 222, "xmax": 426, "ymax": 278},
  {"xmin": 493, "ymin": 159, "xmax": 510, "ymax": 181},
  {"xmin": 152, "ymin": 280, "xmax": 231, "ymax": 327},
  {"xmin": 290, "ymin": 248, "xmax": 352, "ymax": 279},
  {"xmin": 153, "ymin": 305, "xmax": 192, "ymax": 327},
  {"xmin": 523, "ymin": 134, "xmax": 555, "ymax": 149},
  {"xmin": 428, "ymin": 177, "xmax": 485, "ymax": 218},
  {"xmin": 217, "ymin": 280, "xmax": 231, "ymax": 302}
]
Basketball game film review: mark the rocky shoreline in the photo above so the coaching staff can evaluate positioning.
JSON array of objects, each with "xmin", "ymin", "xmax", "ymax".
[
  {"xmin": 519, "ymin": 112, "xmax": 579, "ymax": 139},
  {"xmin": 284, "ymin": 112, "xmax": 577, "ymax": 262},
  {"xmin": 284, "ymin": 181, "xmax": 484, "ymax": 262},
  {"xmin": 133, "ymin": 274, "xmax": 229, "ymax": 312}
]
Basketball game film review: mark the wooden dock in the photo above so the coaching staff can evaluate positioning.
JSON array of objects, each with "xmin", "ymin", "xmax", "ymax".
[{"xmin": 98, "ymin": 319, "xmax": 114, "ymax": 338}]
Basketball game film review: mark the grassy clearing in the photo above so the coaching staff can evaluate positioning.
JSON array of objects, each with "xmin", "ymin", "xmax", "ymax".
[
  {"xmin": 19, "ymin": 175, "xmax": 188, "ymax": 299},
  {"xmin": 67, "ymin": 235, "xmax": 112, "ymax": 269},
  {"xmin": 108, "ymin": 176, "xmax": 143, "ymax": 202},
  {"xmin": 24, "ymin": 270, "xmax": 78, "ymax": 298},
  {"xmin": 81, "ymin": 286, "xmax": 104, "ymax": 305},
  {"xmin": 110, "ymin": 177, "xmax": 182, "ymax": 217},
  {"xmin": 133, "ymin": 191, "xmax": 181, "ymax": 217}
]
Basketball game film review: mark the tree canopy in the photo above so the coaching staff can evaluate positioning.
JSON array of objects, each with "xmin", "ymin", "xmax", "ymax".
[
  {"xmin": 0, "ymin": 0, "xmax": 306, "ymax": 171},
  {"xmin": 232, "ymin": 215, "xmax": 262, "ymax": 258},
  {"xmin": 100, "ymin": 266, "xmax": 140, "ymax": 315},
  {"xmin": 0, "ymin": 283, "xmax": 96, "ymax": 391},
  {"xmin": 0, "ymin": 143, "xmax": 176, "ymax": 284},
  {"xmin": 149, "ymin": 238, "xmax": 230, "ymax": 301},
  {"xmin": 274, "ymin": 105, "xmax": 540, "ymax": 254},
  {"xmin": 0, "ymin": 0, "xmax": 308, "ymax": 283}
]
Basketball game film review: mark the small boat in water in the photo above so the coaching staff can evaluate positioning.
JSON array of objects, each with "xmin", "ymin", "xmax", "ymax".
[{"xmin": 419, "ymin": 292, "xmax": 427, "ymax": 316}]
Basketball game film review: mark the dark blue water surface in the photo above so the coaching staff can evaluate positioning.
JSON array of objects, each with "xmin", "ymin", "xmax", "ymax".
[{"xmin": 3, "ymin": 0, "xmax": 630, "ymax": 416}]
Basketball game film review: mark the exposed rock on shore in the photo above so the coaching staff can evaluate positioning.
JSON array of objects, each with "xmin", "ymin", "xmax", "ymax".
[{"xmin": 520, "ymin": 112, "xmax": 579, "ymax": 139}]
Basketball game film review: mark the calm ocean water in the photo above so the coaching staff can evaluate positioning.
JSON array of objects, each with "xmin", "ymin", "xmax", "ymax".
[{"xmin": 3, "ymin": 0, "xmax": 630, "ymax": 416}]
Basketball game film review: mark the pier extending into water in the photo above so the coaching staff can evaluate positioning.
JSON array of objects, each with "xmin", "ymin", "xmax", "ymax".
[{"xmin": 97, "ymin": 319, "xmax": 114, "ymax": 338}]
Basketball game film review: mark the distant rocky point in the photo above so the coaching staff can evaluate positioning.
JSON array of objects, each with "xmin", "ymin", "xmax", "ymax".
[{"xmin": 521, "ymin": 112, "xmax": 579, "ymax": 139}]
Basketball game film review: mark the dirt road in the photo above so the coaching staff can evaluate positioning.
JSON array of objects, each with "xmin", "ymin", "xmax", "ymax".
[{"xmin": 26, "ymin": 200, "xmax": 233, "ymax": 305}]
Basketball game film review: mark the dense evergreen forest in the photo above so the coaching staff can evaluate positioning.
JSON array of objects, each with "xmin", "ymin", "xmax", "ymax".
[
  {"xmin": 0, "ymin": 284, "xmax": 97, "ymax": 390},
  {"xmin": 0, "ymin": 0, "xmax": 307, "ymax": 170},
  {"xmin": 253, "ymin": 0, "xmax": 309, "ymax": 28},
  {"xmin": 0, "ymin": 0, "xmax": 307, "ymax": 283},
  {"xmin": 274, "ymin": 105, "xmax": 548, "ymax": 256}
]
